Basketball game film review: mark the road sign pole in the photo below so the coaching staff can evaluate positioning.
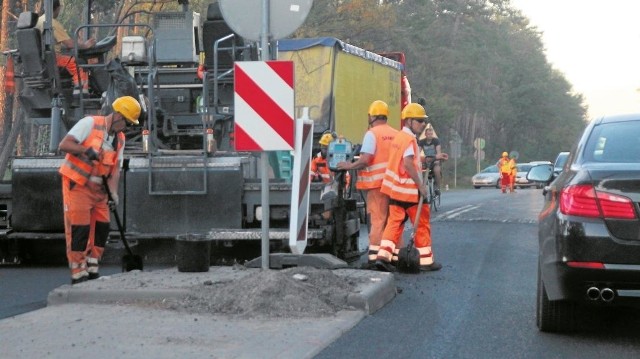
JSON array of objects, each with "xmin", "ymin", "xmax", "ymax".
[
  {"xmin": 260, "ymin": 0, "xmax": 271, "ymax": 270},
  {"xmin": 220, "ymin": 0, "xmax": 311, "ymax": 270}
]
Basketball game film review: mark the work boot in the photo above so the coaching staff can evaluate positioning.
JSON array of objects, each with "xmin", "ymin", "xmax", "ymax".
[
  {"xmin": 71, "ymin": 276, "xmax": 88, "ymax": 285},
  {"xmin": 88, "ymin": 272, "xmax": 100, "ymax": 280},
  {"xmin": 375, "ymin": 260, "xmax": 397, "ymax": 273},
  {"xmin": 72, "ymin": 88, "xmax": 89, "ymax": 96},
  {"xmin": 419, "ymin": 262, "xmax": 442, "ymax": 272}
]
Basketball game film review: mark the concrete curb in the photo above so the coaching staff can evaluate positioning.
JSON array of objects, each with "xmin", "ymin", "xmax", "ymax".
[
  {"xmin": 348, "ymin": 273, "xmax": 396, "ymax": 314},
  {"xmin": 46, "ymin": 267, "xmax": 397, "ymax": 316},
  {"xmin": 47, "ymin": 287, "xmax": 190, "ymax": 306}
]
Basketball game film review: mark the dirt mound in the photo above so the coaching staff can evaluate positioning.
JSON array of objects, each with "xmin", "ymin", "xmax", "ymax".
[{"xmin": 161, "ymin": 266, "xmax": 361, "ymax": 318}]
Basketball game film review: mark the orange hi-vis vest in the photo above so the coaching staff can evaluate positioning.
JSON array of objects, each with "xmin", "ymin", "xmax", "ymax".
[
  {"xmin": 356, "ymin": 124, "xmax": 397, "ymax": 190},
  {"xmin": 380, "ymin": 129, "xmax": 421, "ymax": 203},
  {"xmin": 498, "ymin": 158, "xmax": 511, "ymax": 173},
  {"xmin": 59, "ymin": 116, "xmax": 124, "ymax": 186},
  {"xmin": 310, "ymin": 155, "xmax": 332, "ymax": 183}
]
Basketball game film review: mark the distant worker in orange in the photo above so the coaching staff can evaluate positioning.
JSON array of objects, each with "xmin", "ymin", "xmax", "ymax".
[
  {"xmin": 58, "ymin": 96, "xmax": 141, "ymax": 284},
  {"xmin": 508, "ymin": 153, "xmax": 517, "ymax": 193},
  {"xmin": 36, "ymin": 0, "xmax": 95, "ymax": 95},
  {"xmin": 497, "ymin": 152, "xmax": 512, "ymax": 193},
  {"xmin": 337, "ymin": 100, "xmax": 398, "ymax": 267},
  {"xmin": 310, "ymin": 132, "xmax": 334, "ymax": 183}
]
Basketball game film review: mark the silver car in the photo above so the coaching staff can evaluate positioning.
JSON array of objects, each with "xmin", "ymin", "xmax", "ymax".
[{"xmin": 471, "ymin": 165, "xmax": 500, "ymax": 189}]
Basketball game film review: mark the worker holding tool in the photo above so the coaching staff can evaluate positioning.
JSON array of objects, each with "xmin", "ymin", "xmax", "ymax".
[
  {"xmin": 58, "ymin": 96, "xmax": 141, "ymax": 284},
  {"xmin": 336, "ymin": 100, "xmax": 397, "ymax": 267},
  {"xmin": 310, "ymin": 132, "xmax": 335, "ymax": 183},
  {"xmin": 375, "ymin": 103, "xmax": 446, "ymax": 272}
]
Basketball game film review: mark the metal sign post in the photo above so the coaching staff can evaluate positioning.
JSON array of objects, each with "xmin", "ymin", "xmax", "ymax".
[
  {"xmin": 220, "ymin": 0, "xmax": 313, "ymax": 270},
  {"xmin": 260, "ymin": 0, "xmax": 270, "ymax": 270}
]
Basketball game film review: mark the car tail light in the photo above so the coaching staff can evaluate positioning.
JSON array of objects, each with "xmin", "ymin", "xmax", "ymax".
[
  {"xmin": 560, "ymin": 184, "xmax": 637, "ymax": 219},
  {"xmin": 596, "ymin": 191, "xmax": 636, "ymax": 219},
  {"xmin": 566, "ymin": 261, "xmax": 605, "ymax": 269}
]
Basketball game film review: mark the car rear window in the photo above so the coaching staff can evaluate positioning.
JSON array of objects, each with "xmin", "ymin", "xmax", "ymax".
[
  {"xmin": 584, "ymin": 121, "xmax": 640, "ymax": 163},
  {"xmin": 517, "ymin": 164, "xmax": 532, "ymax": 172}
]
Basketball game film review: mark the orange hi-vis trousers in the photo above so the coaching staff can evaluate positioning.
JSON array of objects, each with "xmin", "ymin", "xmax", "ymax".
[
  {"xmin": 62, "ymin": 177, "xmax": 110, "ymax": 280},
  {"xmin": 56, "ymin": 54, "xmax": 89, "ymax": 89},
  {"xmin": 377, "ymin": 200, "xmax": 434, "ymax": 266},
  {"xmin": 366, "ymin": 188, "xmax": 390, "ymax": 262}
]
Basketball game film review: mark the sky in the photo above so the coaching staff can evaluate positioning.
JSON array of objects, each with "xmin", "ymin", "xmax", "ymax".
[{"xmin": 510, "ymin": 0, "xmax": 640, "ymax": 119}]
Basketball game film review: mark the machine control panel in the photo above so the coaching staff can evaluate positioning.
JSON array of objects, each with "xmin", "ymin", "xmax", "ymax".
[{"xmin": 327, "ymin": 137, "xmax": 353, "ymax": 171}]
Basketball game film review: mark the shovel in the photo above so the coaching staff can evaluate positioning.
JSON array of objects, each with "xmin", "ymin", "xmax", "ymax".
[
  {"xmin": 397, "ymin": 172, "xmax": 427, "ymax": 274},
  {"xmin": 102, "ymin": 177, "xmax": 144, "ymax": 272}
]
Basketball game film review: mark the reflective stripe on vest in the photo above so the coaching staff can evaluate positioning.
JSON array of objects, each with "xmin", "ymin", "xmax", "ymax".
[
  {"xmin": 356, "ymin": 124, "xmax": 397, "ymax": 190},
  {"xmin": 59, "ymin": 116, "xmax": 123, "ymax": 185},
  {"xmin": 380, "ymin": 130, "xmax": 420, "ymax": 203}
]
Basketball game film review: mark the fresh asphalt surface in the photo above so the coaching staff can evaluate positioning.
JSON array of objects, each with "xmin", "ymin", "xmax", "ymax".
[{"xmin": 2, "ymin": 188, "xmax": 640, "ymax": 358}]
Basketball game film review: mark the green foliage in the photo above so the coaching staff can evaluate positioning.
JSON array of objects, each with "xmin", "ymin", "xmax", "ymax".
[
  {"xmin": 20, "ymin": 0, "xmax": 586, "ymax": 182},
  {"xmin": 297, "ymin": 0, "xmax": 587, "ymax": 167}
]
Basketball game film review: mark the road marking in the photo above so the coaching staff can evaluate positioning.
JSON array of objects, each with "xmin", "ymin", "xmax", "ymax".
[{"xmin": 434, "ymin": 205, "xmax": 478, "ymax": 221}]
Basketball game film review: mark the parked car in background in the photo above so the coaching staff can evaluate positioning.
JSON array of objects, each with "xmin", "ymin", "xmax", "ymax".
[
  {"xmin": 471, "ymin": 165, "xmax": 500, "ymax": 189},
  {"xmin": 514, "ymin": 163, "xmax": 536, "ymax": 189},
  {"xmin": 528, "ymin": 113, "xmax": 640, "ymax": 333},
  {"xmin": 517, "ymin": 162, "xmax": 552, "ymax": 189},
  {"xmin": 553, "ymin": 151, "xmax": 570, "ymax": 175}
]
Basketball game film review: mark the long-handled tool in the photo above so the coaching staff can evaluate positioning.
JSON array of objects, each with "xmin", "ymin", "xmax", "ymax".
[
  {"xmin": 102, "ymin": 177, "xmax": 143, "ymax": 272},
  {"xmin": 397, "ymin": 171, "xmax": 428, "ymax": 274}
]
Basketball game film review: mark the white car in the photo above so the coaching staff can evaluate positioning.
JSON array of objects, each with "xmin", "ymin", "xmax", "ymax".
[
  {"xmin": 471, "ymin": 165, "xmax": 501, "ymax": 189},
  {"xmin": 515, "ymin": 163, "xmax": 537, "ymax": 188}
]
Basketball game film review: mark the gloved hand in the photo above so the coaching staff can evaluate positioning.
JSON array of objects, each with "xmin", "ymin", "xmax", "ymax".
[
  {"xmin": 108, "ymin": 193, "xmax": 118, "ymax": 211},
  {"xmin": 84, "ymin": 147, "xmax": 99, "ymax": 161}
]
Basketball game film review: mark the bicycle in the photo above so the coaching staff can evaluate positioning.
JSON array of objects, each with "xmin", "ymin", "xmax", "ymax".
[{"xmin": 423, "ymin": 156, "xmax": 440, "ymax": 212}]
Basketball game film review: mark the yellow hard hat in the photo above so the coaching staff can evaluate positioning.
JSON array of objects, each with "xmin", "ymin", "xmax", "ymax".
[
  {"xmin": 112, "ymin": 96, "xmax": 141, "ymax": 125},
  {"xmin": 319, "ymin": 133, "xmax": 334, "ymax": 146},
  {"xmin": 401, "ymin": 103, "xmax": 428, "ymax": 120},
  {"xmin": 502, "ymin": 152, "xmax": 508, "ymax": 157},
  {"xmin": 368, "ymin": 100, "xmax": 389, "ymax": 117}
]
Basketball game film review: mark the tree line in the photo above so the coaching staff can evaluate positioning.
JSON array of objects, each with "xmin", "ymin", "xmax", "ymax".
[{"xmin": 1, "ymin": 0, "xmax": 587, "ymax": 181}]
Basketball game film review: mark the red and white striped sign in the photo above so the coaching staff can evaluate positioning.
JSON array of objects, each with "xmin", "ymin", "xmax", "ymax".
[
  {"xmin": 234, "ymin": 61, "xmax": 294, "ymax": 151},
  {"xmin": 289, "ymin": 111, "xmax": 314, "ymax": 254}
]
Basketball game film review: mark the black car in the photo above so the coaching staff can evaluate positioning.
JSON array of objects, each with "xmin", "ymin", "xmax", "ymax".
[
  {"xmin": 553, "ymin": 151, "xmax": 570, "ymax": 175},
  {"xmin": 527, "ymin": 114, "xmax": 640, "ymax": 332}
]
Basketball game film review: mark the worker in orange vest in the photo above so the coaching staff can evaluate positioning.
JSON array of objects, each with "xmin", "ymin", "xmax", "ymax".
[
  {"xmin": 310, "ymin": 132, "xmax": 334, "ymax": 183},
  {"xmin": 337, "ymin": 100, "xmax": 398, "ymax": 267},
  {"xmin": 58, "ymin": 96, "xmax": 141, "ymax": 284},
  {"xmin": 508, "ymin": 154, "xmax": 517, "ymax": 193},
  {"xmin": 36, "ymin": 0, "xmax": 95, "ymax": 95},
  {"xmin": 497, "ymin": 152, "xmax": 512, "ymax": 193},
  {"xmin": 375, "ymin": 103, "xmax": 447, "ymax": 272}
]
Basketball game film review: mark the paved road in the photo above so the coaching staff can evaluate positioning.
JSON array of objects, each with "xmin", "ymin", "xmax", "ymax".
[
  {"xmin": 2, "ymin": 188, "xmax": 640, "ymax": 358},
  {"xmin": 317, "ymin": 188, "xmax": 640, "ymax": 358}
]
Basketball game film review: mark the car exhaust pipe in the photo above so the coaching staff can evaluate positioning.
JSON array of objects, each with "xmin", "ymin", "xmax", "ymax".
[
  {"xmin": 600, "ymin": 288, "xmax": 615, "ymax": 302},
  {"xmin": 586, "ymin": 287, "xmax": 601, "ymax": 300}
]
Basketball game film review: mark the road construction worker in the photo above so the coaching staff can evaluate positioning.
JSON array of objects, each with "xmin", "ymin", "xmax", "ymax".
[
  {"xmin": 36, "ymin": 0, "xmax": 96, "ymax": 96},
  {"xmin": 497, "ymin": 152, "xmax": 512, "ymax": 193},
  {"xmin": 509, "ymin": 154, "xmax": 517, "ymax": 193},
  {"xmin": 310, "ymin": 132, "xmax": 334, "ymax": 183},
  {"xmin": 336, "ymin": 100, "xmax": 398, "ymax": 267},
  {"xmin": 58, "ymin": 96, "xmax": 141, "ymax": 284},
  {"xmin": 375, "ymin": 103, "xmax": 446, "ymax": 272}
]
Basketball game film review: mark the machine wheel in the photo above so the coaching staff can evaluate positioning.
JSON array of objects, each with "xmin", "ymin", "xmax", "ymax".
[{"xmin": 536, "ymin": 265, "xmax": 577, "ymax": 332}]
